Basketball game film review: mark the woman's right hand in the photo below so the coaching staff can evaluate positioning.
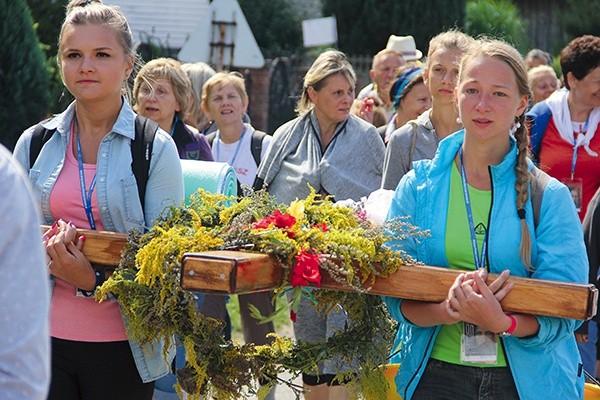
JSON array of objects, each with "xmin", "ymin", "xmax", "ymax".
[{"xmin": 45, "ymin": 220, "xmax": 95, "ymax": 291}]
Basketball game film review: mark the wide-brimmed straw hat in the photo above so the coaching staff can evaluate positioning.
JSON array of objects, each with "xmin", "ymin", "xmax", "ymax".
[{"xmin": 386, "ymin": 35, "xmax": 423, "ymax": 61}]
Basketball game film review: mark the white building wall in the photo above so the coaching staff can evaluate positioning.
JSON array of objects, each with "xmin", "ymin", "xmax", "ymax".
[{"xmin": 110, "ymin": 0, "xmax": 209, "ymax": 50}]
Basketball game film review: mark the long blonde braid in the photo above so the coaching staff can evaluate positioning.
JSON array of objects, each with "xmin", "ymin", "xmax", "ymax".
[{"xmin": 513, "ymin": 114, "xmax": 533, "ymax": 269}]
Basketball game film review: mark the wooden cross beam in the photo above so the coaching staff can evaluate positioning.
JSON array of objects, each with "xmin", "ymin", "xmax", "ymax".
[
  {"xmin": 40, "ymin": 226, "xmax": 598, "ymax": 321},
  {"xmin": 180, "ymin": 251, "xmax": 598, "ymax": 321},
  {"xmin": 41, "ymin": 225, "xmax": 127, "ymax": 266}
]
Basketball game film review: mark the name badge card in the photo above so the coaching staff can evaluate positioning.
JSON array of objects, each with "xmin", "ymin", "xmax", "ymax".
[{"xmin": 461, "ymin": 322, "xmax": 498, "ymax": 364}]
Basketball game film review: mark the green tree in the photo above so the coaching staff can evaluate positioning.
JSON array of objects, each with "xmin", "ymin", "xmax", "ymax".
[
  {"xmin": 562, "ymin": 0, "xmax": 600, "ymax": 40},
  {"xmin": 323, "ymin": 0, "xmax": 393, "ymax": 55},
  {"xmin": 26, "ymin": 0, "xmax": 70, "ymax": 114},
  {"xmin": 26, "ymin": 0, "xmax": 66, "ymax": 58},
  {"xmin": 238, "ymin": 0, "xmax": 306, "ymax": 59},
  {"xmin": 464, "ymin": 0, "xmax": 528, "ymax": 53},
  {"xmin": 323, "ymin": 0, "xmax": 465, "ymax": 56},
  {"xmin": 390, "ymin": 0, "xmax": 465, "ymax": 56},
  {"xmin": 0, "ymin": 0, "xmax": 52, "ymax": 150}
]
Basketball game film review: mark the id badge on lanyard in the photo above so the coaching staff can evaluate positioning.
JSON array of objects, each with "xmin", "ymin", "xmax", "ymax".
[
  {"xmin": 461, "ymin": 323, "xmax": 498, "ymax": 364},
  {"xmin": 458, "ymin": 148, "xmax": 498, "ymax": 364},
  {"xmin": 561, "ymin": 139, "xmax": 583, "ymax": 212}
]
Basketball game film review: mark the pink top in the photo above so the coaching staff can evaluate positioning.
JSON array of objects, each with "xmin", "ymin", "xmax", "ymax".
[{"xmin": 49, "ymin": 130, "xmax": 127, "ymax": 342}]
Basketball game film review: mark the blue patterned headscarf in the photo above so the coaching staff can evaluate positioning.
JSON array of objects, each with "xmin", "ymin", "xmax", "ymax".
[{"xmin": 390, "ymin": 67, "xmax": 424, "ymax": 110}]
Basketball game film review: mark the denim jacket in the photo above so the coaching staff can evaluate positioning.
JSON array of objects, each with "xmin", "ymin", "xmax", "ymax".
[
  {"xmin": 383, "ymin": 130, "xmax": 587, "ymax": 400},
  {"xmin": 13, "ymin": 100, "xmax": 184, "ymax": 383}
]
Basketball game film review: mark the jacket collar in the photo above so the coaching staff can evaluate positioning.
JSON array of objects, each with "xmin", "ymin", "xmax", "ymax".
[
  {"xmin": 41, "ymin": 99, "xmax": 136, "ymax": 140},
  {"xmin": 416, "ymin": 129, "xmax": 520, "ymax": 184}
]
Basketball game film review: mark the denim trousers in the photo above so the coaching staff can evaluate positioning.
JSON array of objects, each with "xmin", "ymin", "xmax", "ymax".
[
  {"xmin": 412, "ymin": 358, "xmax": 520, "ymax": 400},
  {"xmin": 577, "ymin": 320, "xmax": 598, "ymax": 380}
]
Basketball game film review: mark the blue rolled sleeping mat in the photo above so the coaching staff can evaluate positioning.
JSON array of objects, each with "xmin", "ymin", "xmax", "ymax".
[
  {"xmin": 154, "ymin": 160, "xmax": 237, "ymax": 398},
  {"xmin": 180, "ymin": 159, "xmax": 238, "ymax": 203}
]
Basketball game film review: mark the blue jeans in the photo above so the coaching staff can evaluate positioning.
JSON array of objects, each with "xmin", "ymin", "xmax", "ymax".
[
  {"xmin": 412, "ymin": 359, "xmax": 519, "ymax": 400},
  {"xmin": 578, "ymin": 320, "xmax": 598, "ymax": 380}
]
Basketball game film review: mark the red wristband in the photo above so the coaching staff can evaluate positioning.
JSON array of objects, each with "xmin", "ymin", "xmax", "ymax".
[{"xmin": 502, "ymin": 314, "xmax": 517, "ymax": 336}]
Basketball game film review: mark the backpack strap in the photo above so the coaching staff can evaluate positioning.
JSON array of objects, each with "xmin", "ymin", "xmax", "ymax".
[
  {"xmin": 132, "ymin": 115, "xmax": 159, "ymax": 210},
  {"xmin": 28, "ymin": 116, "xmax": 157, "ymax": 213},
  {"xmin": 530, "ymin": 166, "xmax": 552, "ymax": 229},
  {"xmin": 250, "ymin": 130, "xmax": 267, "ymax": 166},
  {"xmin": 29, "ymin": 119, "xmax": 54, "ymax": 169}
]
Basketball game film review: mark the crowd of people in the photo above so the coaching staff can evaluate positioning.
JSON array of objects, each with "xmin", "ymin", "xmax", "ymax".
[{"xmin": 3, "ymin": 0, "xmax": 600, "ymax": 399}]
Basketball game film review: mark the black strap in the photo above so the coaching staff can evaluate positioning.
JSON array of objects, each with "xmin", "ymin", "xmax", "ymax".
[
  {"xmin": 28, "ymin": 116, "xmax": 158, "ymax": 212},
  {"xmin": 29, "ymin": 119, "xmax": 53, "ymax": 169},
  {"xmin": 132, "ymin": 115, "xmax": 158, "ymax": 209},
  {"xmin": 207, "ymin": 129, "xmax": 267, "ymax": 195},
  {"xmin": 250, "ymin": 130, "xmax": 267, "ymax": 166},
  {"xmin": 530, "ymin": 166, "xmax": 551, "ymax": 229}
]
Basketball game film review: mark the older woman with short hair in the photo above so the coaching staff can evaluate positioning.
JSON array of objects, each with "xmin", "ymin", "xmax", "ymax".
[
  {"xmin": 133, "ymin": 57, "xmax": 213, "ymax": 161},
  {"xmin": 527, "ymin": 65, "xmax": 559, "ymax": 105}
]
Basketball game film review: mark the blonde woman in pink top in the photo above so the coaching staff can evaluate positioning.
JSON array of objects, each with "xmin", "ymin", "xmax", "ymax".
[{"xmin": 13, "ymin": 1, "xmax": 183, "ymax": 399}]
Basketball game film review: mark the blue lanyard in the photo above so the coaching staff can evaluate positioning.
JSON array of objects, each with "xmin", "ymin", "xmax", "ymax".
[
  {"xmin": 570, "ymin": 141, "xmax": 579, "ymax": 180},
  {"xmin": 215, "ymin": 126, "xmax": 247, "ymax": 166},
  {"xmin": 459, "ymin": 148, "xmax": 488, "ymax": 270},
  {"xmin": 75, "ymin": 119, "xmax": 98, "ymax": 230},
  {"xmin": 570, "ymin": 119, "xmax": 589, "ymax": 179}
]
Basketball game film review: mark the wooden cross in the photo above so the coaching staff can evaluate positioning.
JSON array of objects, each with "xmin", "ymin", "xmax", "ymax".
[
  {"xmin": 180, "ymin": 251, "xmax": 598, "ymax": 321},
  {"xmin": 42, "ymin": 226, "xmax": 598, "ymax": 321}
]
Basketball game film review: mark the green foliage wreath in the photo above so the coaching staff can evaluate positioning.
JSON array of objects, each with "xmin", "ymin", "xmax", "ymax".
[{"xmin": 97, "ymin": 189, "xmax": 421, "ymax": 399}]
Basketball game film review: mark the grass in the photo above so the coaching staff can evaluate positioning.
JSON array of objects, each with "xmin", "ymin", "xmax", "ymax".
[{"xmin": 226, "ymin": 293, "xmax": 293, "ymax": 341}]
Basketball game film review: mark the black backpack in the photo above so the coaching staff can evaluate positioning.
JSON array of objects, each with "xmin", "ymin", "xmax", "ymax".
[
  {"xmin": 28, "ymin": 115, "xmax": 159, "ymax": 210},
  {"xmin": 206, "ymin": 129, "xmax": 267, "ymax": 167}
]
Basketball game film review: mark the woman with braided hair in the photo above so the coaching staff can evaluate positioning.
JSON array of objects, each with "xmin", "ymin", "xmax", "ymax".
[{"xmin": 383, "ymin": 39, "xmax": 587, "ymax": 399}]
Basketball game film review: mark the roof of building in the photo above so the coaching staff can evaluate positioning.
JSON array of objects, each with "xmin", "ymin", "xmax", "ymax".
[{"xmin": 111, "ymin": 0, "xmax": 209, "ymax": 49}]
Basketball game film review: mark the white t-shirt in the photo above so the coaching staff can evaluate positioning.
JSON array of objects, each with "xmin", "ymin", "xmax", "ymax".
[{"xmin": 211, "ymin": 124, "xmax": 272, "ymax": 187}]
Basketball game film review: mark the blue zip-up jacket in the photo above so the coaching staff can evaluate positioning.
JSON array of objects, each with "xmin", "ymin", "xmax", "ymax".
[
  {"xmin": 13, "ymin": 101, "xmax": 184, "ymax": 383},
  {"xmin": 383, "ymin": 130, "xmax": 587, "ymax": 400}
]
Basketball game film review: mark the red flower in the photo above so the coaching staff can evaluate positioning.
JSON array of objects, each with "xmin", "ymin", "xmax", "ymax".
[
  {"xmin": 273, "ymin": 210, "xmax": 296, "ymax": 229},
  {"xmin": 291, "ymin": 250, "xmax": 322, "ymax": 287},
  {"xmin": 253, "ymin": 215, "xmax": 275, "ymax": 229},
  {"xmin": 314, "ymin": 222, "xmax": 329, "ymax": 232},
  {"xmin": 290, "ymin": 310, "xmax": 297, "ymax": 323},
  {"xmin": 253, "ymin": 210, "xmax": 296, "ymax": 231}
]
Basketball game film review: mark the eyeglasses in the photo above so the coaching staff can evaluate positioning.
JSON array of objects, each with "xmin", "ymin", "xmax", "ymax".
[{"xmin": 535, "ymin": 82, "xmax": 558, "ymax": 91}]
